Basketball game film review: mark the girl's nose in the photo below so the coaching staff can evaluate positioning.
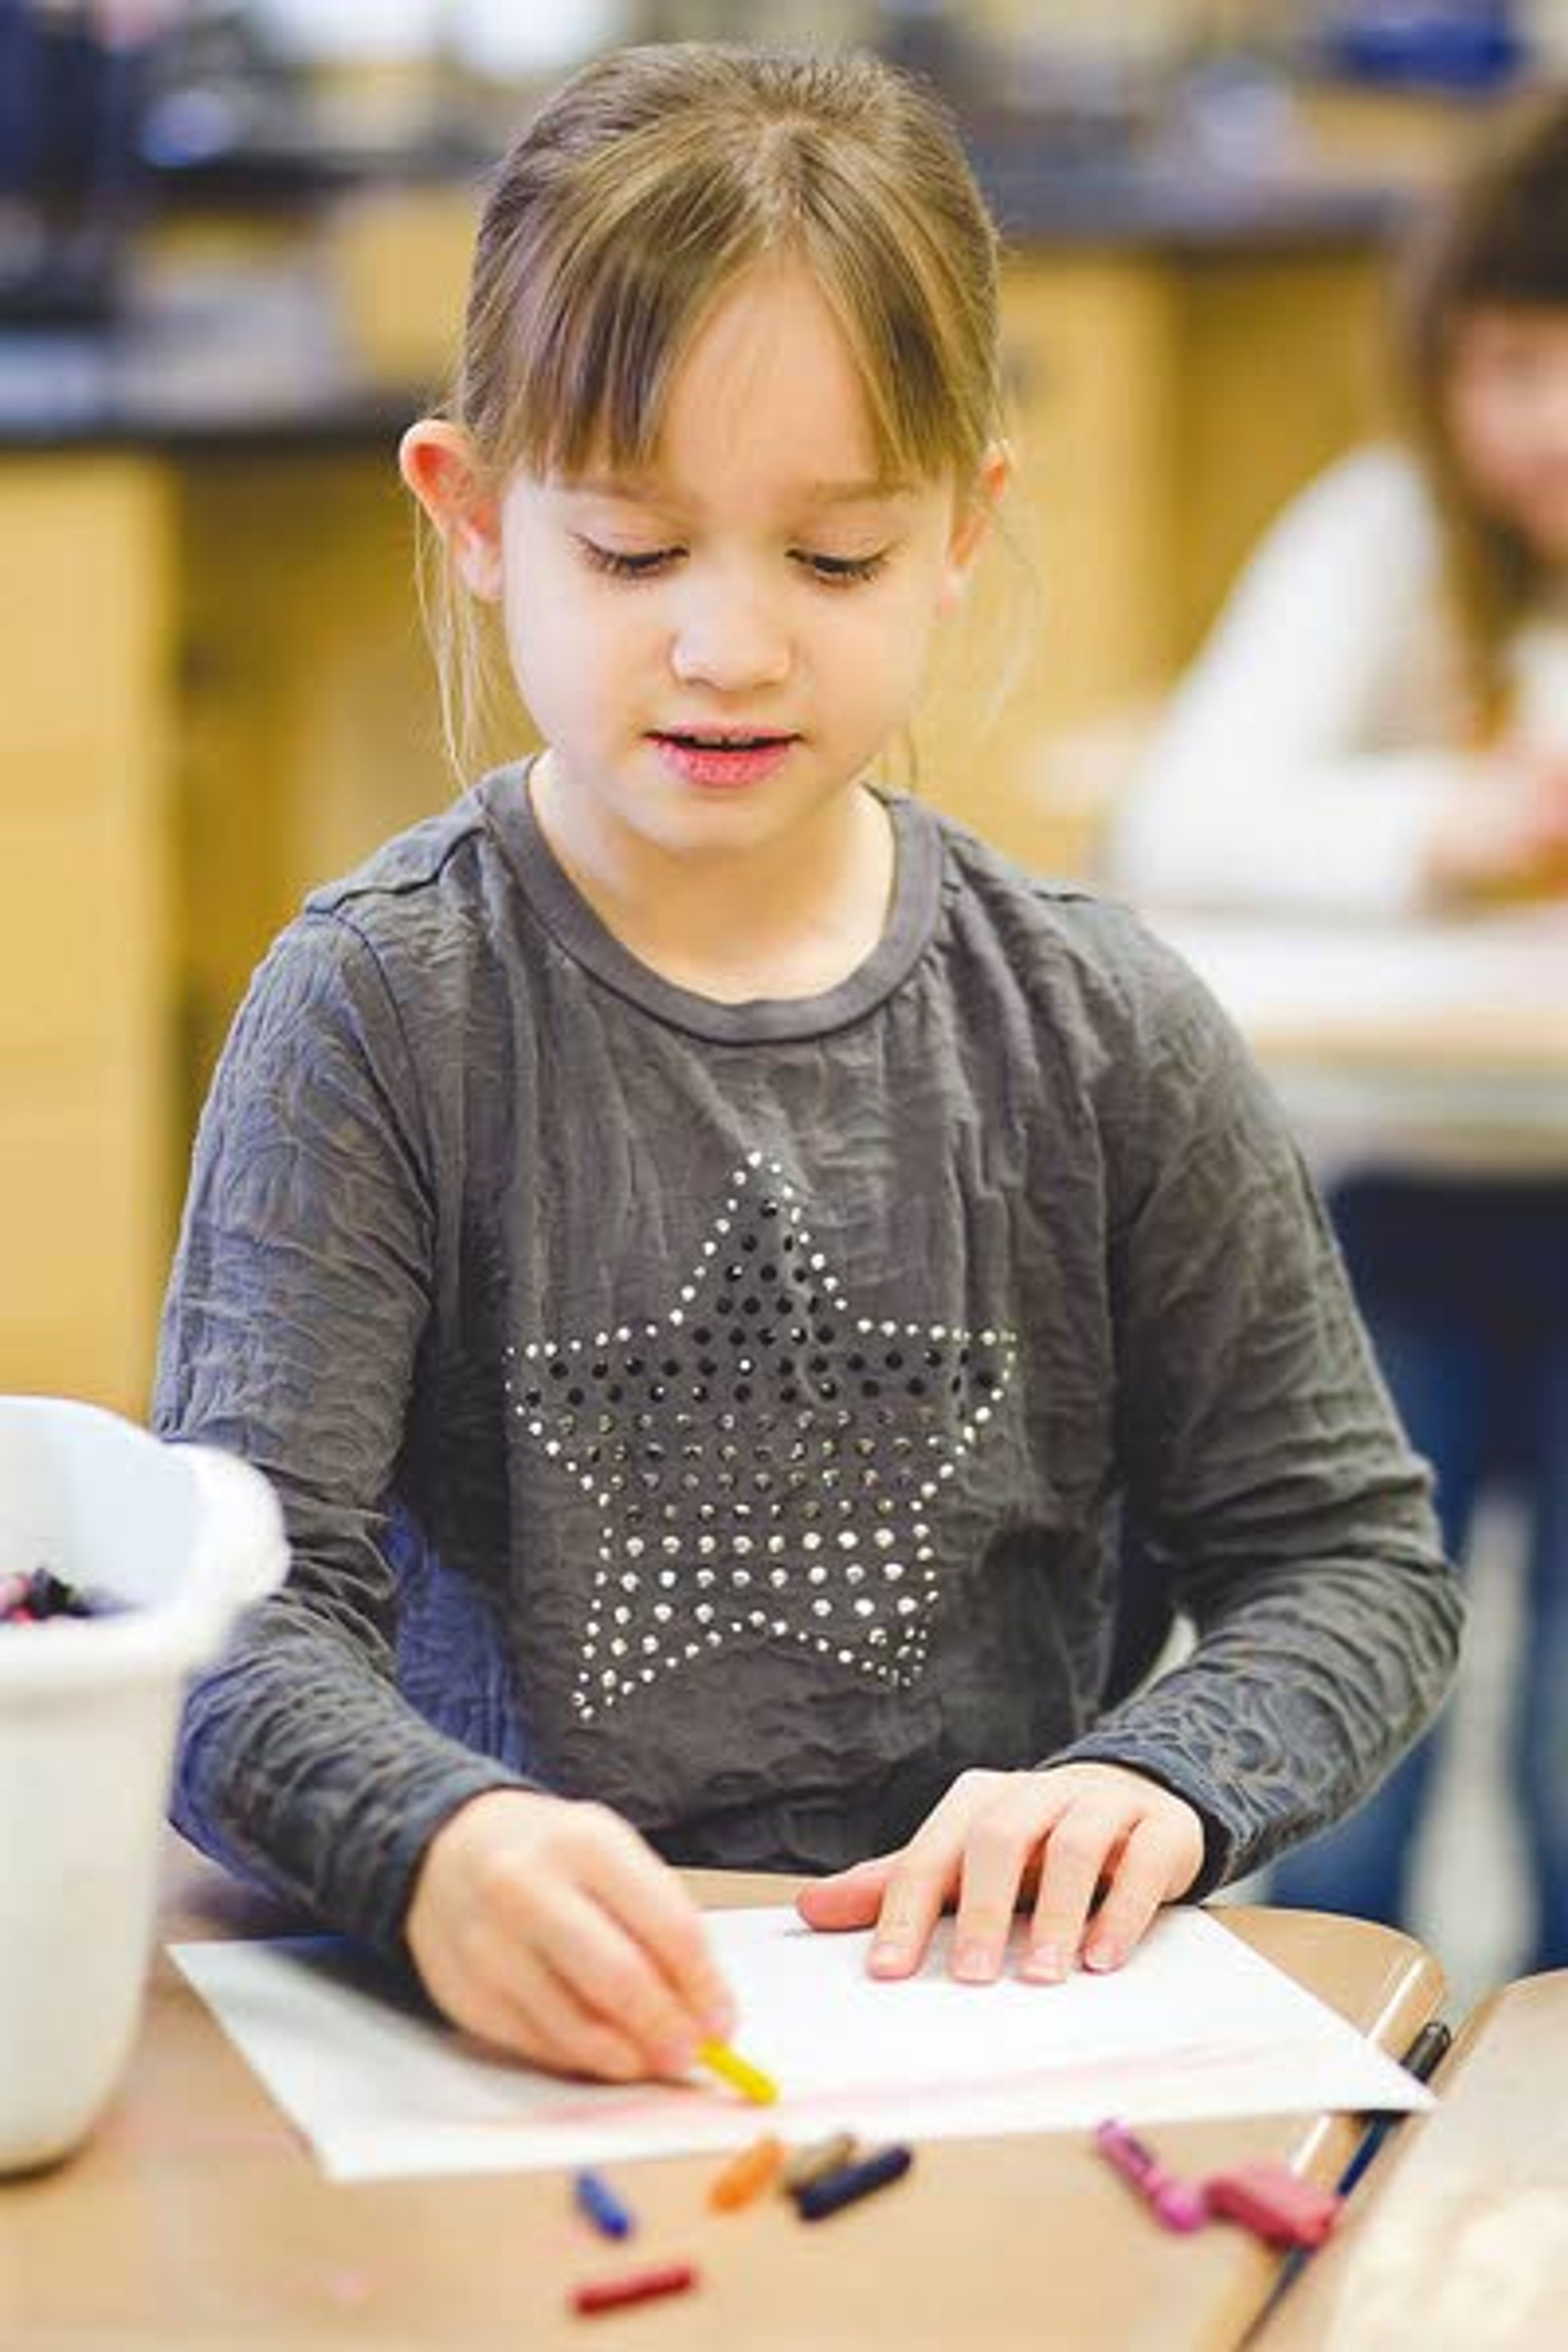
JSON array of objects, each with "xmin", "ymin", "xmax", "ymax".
[{"xmin": 669, "ymin": 584, "xmax": 791, "ymax": 693}]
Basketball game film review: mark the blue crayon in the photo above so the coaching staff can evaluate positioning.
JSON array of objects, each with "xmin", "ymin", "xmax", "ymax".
[
  {"xmin": 793, "ymin": 2142, "xmax": 913, "ymax": 2222},
  {"xmin": 574, "ymin": 2167, "xmax": 635, "ymax": 2239}
]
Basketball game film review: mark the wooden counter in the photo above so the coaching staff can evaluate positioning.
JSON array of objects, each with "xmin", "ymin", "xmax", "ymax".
[{"xmin": 0, "ymin": 1847, "xmax": 1443, "ymax": 2351}]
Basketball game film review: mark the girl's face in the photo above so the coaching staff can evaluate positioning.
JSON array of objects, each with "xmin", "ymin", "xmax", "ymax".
[
  {"xmin": 1443, "ymin": 303, "xmax": 1568, "ymax": 561},
  {"xmin": 491, "ymin": 262, "xmax": 998, "ymax": 877}
]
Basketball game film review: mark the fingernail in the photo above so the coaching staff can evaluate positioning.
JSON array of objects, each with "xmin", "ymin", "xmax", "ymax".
[
  {"xmin": 1085, "ymin": 1938, "xmax": 1123, "ymax": 1973},
  {"xmin": 704, "ymin": 1993, "xmax": 739, "ymax": 2038},
  {"xmin": 1024, "ymin": 1941, "xmax": 1069, "ymax": 1982},
  {"xmin": 869, "ymin": 1935, "xmax": 911, "ymax": 1975},
  {"xmin": 954, "ymin": 1942, "xmax": 997, "ymax": 1983}
]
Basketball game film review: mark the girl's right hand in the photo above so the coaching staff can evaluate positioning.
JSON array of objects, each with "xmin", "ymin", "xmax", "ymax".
[{"xmin": 404, "ymin": 1787, "xmax": 737, "ymax": 2082}]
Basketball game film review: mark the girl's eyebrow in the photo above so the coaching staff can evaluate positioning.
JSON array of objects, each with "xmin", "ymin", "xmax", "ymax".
[
  {"xmin": 557, "ymin": 474, "xmax": 917, "ymax": 510},
  {"xmin": 801, "ymin": 477, "xmax": 918, "ymax": 507}
]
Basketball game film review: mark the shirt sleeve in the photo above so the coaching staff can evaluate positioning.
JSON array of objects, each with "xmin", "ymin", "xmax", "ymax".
[
  {"xmin": 154, "ymin": 910, "xmax": 531, "ymax": 1953},
  {"xmin": 1111, "ymin": 448, "xmax": 1472, "ymax": 918},
  {"xmin": 1054, "ymin": 925, "xmax": 1464, "ymax": 1892}
]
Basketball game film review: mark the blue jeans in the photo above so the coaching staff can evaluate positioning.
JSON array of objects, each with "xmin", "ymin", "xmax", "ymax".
[{"xmin": 1269, "ymin": 1175, "xmax": 1568, "ymax": 1973}]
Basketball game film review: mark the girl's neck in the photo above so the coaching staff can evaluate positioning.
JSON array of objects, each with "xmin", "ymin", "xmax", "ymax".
[{"xmin": 526, "ymin": 755, "xmax": 897, "ymax": 1004}]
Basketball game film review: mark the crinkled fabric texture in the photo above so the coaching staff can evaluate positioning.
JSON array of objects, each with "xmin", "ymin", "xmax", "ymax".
[{"xmin": 156, "ymin": 771, "xmax": 1462, "ymax": 1955}]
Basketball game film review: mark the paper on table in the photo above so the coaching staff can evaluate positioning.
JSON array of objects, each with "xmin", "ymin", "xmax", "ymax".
[
  {"xmin": 170, "ymin": 1907, "xmax": 1433, "ymax": 2184},
  {"xmin": 1152, "ymin": 909, "xmax": 1568, "ymax": 1030}
]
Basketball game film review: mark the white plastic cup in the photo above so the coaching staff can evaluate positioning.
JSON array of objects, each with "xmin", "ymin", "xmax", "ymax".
[{"xmin": 0, "ymin": 1397, "xmax": 287, "ymax": 2173}]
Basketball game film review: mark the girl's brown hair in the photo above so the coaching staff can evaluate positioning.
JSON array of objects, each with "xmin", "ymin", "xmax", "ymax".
[
  {"xmin": 421, "ymin": 42, "xmax": 1003, "ymax": 776},
  {"xmin": 1396, "ymin": 94, "xmax": 1568, "ymax": 738}
]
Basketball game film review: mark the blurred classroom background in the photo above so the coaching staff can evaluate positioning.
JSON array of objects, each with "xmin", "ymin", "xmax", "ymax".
[{"xmin": 3, "ymin": 0, "xmax": 1563, "ymax": 2001}]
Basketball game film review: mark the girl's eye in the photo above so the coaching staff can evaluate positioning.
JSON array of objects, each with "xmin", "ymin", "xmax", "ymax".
[
  {"xmin": 578, "ymin": 538, "xmax": 682, "ymax": 580},
  {"xmin": 799, "ymin": 549, "xmax": 890, "ymax": 586}
]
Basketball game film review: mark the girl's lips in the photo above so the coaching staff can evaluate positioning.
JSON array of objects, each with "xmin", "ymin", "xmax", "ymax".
[{"xmin": 650, "ymin": 732, "xmax": 799, "ymax": 790}]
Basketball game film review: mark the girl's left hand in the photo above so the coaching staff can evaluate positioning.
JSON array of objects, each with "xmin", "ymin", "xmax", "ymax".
[{"xmin": 795, "ymin": 1763, "xmax": 1205, "ymax": 1986}]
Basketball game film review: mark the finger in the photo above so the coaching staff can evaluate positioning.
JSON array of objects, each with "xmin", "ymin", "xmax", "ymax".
[
  {"xmin": 866, "ymin": 1812, "xmax": 973, "ymax": 1980},
  {"xmin": 795, "ymin": 1854, "xmax": 900, "ymax": 1934},
  {"xmin": 531, "ymin": 1884, "xmax": 719, "ymax": 2075},
  {"xmin": 1080, "ymin": 1816, "xmax": 1185, "ymax": 1974},
  {"xmin": 453, "ymin": 1945, "xmax": 649, "ymax": 2082},
  {"xmin": 574, "ymin": 1809, "xmax": 737, "ymax": 2042},
  {"xmin": 1022, "ymin": 1803, "xmax": 1125, "ymax": 1983},
  {"xmin": 951, "ymin": 1784, "xmax": 1052, "ymax": 1983}
]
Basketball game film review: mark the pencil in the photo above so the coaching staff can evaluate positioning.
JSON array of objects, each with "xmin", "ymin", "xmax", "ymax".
[{"xmin": 1338, "ymin": 2017, "xmax": 1452, "ymax": 2197}]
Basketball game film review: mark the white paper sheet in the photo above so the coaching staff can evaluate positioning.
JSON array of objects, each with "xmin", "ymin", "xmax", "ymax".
[{"xmin": 170, "ymin": 1907, "xmax": 1433, "ymax": 2183}]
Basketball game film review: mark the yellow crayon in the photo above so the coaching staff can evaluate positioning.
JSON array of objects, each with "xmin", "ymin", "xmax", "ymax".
[{"xmin": 697, "ymin": 2037, "xmax": 779, "ymax": 2106}]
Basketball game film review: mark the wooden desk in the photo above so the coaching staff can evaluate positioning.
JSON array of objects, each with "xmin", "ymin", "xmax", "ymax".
[
  {"xmin": 1150, "ymin": 911, "xmax": 1568, "ymax": 1174},
  {"xmin": 1258, "ymin": 1971, "xmax": 1568, "ymax": 2351},
  {"xmin": 0, "ymin": 1848, "xmax": 1441, "ymax": 2352}
]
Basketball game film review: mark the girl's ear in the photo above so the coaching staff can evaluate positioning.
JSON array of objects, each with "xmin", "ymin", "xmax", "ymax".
[
  {"xmin": 940, "ymin": 441, "xmax": 1012, "ymax": 610},
  {"xmin": 399, "ymin": 420, "xmax": 504, "ymax": 601}
]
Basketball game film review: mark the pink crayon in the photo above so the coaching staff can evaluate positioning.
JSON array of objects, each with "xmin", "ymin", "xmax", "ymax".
[{"xmin": 1094, "ymin": 2120, "xmax": 1209, "ymax": 2233}]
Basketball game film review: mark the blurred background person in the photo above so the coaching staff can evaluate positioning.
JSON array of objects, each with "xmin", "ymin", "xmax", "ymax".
[{"xmin": 1114, "ymin": 94, "xmax": 1568, "ymax": 1971}]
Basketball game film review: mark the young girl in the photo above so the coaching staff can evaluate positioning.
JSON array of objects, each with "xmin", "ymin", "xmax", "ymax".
[
  {"xmin": 158, "ymin": 42, "xmax": 1460, "ymax": 2086},
  {"xmin": 1114, "ymin": 98, "xmax": 1568, "ymax": 1967}
]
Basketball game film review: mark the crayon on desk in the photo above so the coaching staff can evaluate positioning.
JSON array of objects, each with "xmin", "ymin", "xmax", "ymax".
[
  {"xmin": 794, "ymin": 2143, "xmax": 913, "ymax": 2222},
  {"xmin": 709, "ymin": 2133, "xmax": 785, "ymax": 2211},
  {"xmin": 572, "ymin": 2261, "xmax": 698, "ymax": 2317},
  {"xmin": 1203, "ymin": 2164, "xmax": 1341, "ymax": 2249},
  {"xmin": 573, "ymin": 2169, "xmax": 634, "ymax": 2240},
  {"xmin": 781, "ymin": 2131, "xmax": 859, "ymax": 2192},
  {"xmin": 1094, "ymin": 2121, "xmax": 1209, "ymax": 2232}
]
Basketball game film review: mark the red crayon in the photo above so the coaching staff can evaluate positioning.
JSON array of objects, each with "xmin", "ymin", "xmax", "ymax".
[
  {"xmin": 1203, "ymin": 2162, "xmax": 1342, "ymax": 2248},
  {"xmin": 572, "ymin": 2261, "xmax": 699, "ymax": 2317}
]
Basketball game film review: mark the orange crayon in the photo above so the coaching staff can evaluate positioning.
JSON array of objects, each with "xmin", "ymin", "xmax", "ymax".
[{"xmin": 709, "ymin": 2133, "xmax": 785, "ymax": 2212}]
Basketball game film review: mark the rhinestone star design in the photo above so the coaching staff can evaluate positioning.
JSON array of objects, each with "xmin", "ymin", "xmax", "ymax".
[{"xmin": 504, "ymin": 1151, "xmax": 1018, "ymax": 1722}]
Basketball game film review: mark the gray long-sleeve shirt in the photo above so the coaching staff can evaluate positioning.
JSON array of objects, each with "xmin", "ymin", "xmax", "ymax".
[{"xmin": 156, "ymin": 768, "xmax": 1462, "ymax": 1955}]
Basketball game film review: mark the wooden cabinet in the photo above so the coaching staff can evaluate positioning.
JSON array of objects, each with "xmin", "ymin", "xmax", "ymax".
[
  {"xmin": 175, "ymin": 455, "xmax": 456, "ymax": 1106},
  {"xmin": 0, "ymin": 457, "xmax": 174, "ymax": 1413},
  {"xmin": 920, "ymin": 246, "xmax": 1385, "ymax": 871},
  {"xmin": 919, "ymin": 253, "xmax": 1184, "ymax": 869}
]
